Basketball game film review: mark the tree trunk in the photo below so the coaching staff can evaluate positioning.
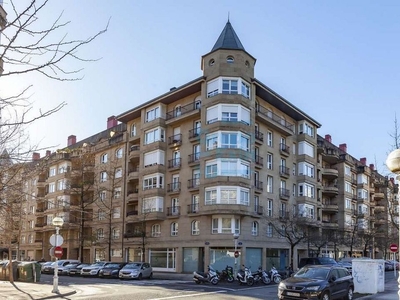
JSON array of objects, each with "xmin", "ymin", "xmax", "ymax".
[{"xmin": 8, "ymin": 248, "xmax": 14, "ymax": 283}]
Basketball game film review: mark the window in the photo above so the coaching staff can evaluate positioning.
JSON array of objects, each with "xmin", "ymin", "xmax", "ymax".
[
  {"xmin": 143, "ymin": 173, "xmax": 164, "ymax": 190},
  {"xmin": 151, "ymin": 224, "xmax": 161, "ymax": 237},
  {"xmin": 205, "ymin": 186, "xmax": 250, "ymax": 205},
  {"xmin": 191, "ymin": 221, "xmax": 200, "ymax": 235},
  {"xmin": 116, "ymin": 148, "xmax": 123, "ymax": 159},
  {"xmin": 226, "ymin": 56, "xmax": 234, "ymax": 63},
  {"xmin": 142, "ymin": 196, "xmax": 164, "ymax": 213},
  {"xmin": 49, "ymin": 167, "xmax": 56, "ymax": 177},
  {"xmin": 206, "ymin": 131, "xmax": 250, "ymax": 151},
  {"xmin": 49, "ymin": 183, "xmax": 55, "ymax": 193},
  {"xmin": 345, "ymin": 198, "xmax": 352, "ymax": 209},
  {"xmin": 357, "ymin": 189, "xmax": 368, "ymax": 200},
  {"xmin": 209, "ymin": 59, "xmax": 215, "ymax": 66},
  {"xmin": 251, "ymin": 221, "xmax": 258, "ymax": 236},
  {"xmin": 145, "ymin": 127, "xmax": 165, "ymax": 144},
  {"xmin": 344, "ymin": 165, "xmax": 351, "ymax": 176},
  {"xmin": 266, "ymin": 223, "xmax": 273, "ymax": 237},
  {"xmin": 58, "ymin": 164, "xmax": 68, "ymax": 174},
  {"xmin": 28, "ymin": 220, "xmax": 34, "ymax": 229},
  {"xmin": 112, "ymin": 228, "xmax": 120, "ymax": 239},
  {"xmin": 267, "ymin": 199, "xmax": 273, "ymax": 216},
  {"xmin": 171, "ymin": 222, "xmax": 178, "ymax": 236},
  {"xmin": 97, "ymin": 229, "xmax": 104, "ymax": 239},
  {"xmin": 98, "ymin": 210, "xmax": 106, "ymax": 220},
  {"xmin": 298, "ymin": 203, "xmax": 315, "ymax": 219},
  {"xmin": 298, "ymin": 162, "xmax": 315, "ymax": 178},
  {"xmin": 28, "ymin": 235, "xmax": 33, "ymax": 244},
  {"xmin": 114, "ymin": 187, "xmax": 121, "ymax": 199},
  {"xmin": 146, "ymin": 106, "xmax": 160, "ymax": 122},
  {"xmin": 113, "ymin": 207, "xmax": 121, "ymax": 219},
  {"xmin": 299, "ymin": 122, "xmax": 314, "ymax": 137},
  {"xmin": 345, "ymin": 181, "xmax": 352, "ymax": 193},
  {"xmin": 101, "ymin": 153, "xmax": 108, "ymax": 163},
  {"xmin": 267, "ymin": 153, "xmax": 273, "ymax": 169},
  {"xmin": 100, "ymin": 172, "xmax": 107, "ymax": 182},
  {"xmin": 100, "ymin": 190, "xmax": 106, "ymax": 201},
  {"xmin": 267, "ymin": 176, "xmax": 273, "ymax": 193},
  {"xmin": 212, "ymin": 217, "xmax": 240, "ymax": 234},
  {"xmin": 298, "ymin": 141, "xmax": 314, "ymax": 158},
  {"xmin": 57, "ymin": 180, "xmax": 66, "ymax": 191},
  {"xmin": 111, "ymin": 249, "xmax": 122, "ymax": 257},
  {"xmin": 298, "ymin": 183, "xmax": 315, "ymax": 198},
  {"xmin": 144, "ymin": 150, "xmax": 165, "ymax": 167},
  {"xmin": 206, "ymin": 104, "xmax": 250, "ymax": 124},
  {"xmin": 222, "ymin": 79, "xmax": 238, "ymax": 94},
  {"xmin": 241, "ymin": 81, "xmax": 250, "ymax": 98},
  {"xmin": 115, "ymin": 168, "xmax": 122, "ymax": 178},
  {"xmin": 131, "ymin": 124, "xmax": 137, "ymax": 137},
  {"xmin": 205, "ymin": 158, "xmax": 250, "ymax": 178},
  {"xmin": 267, "ymin": 131, "xmax": 273, "ymax": 147}
]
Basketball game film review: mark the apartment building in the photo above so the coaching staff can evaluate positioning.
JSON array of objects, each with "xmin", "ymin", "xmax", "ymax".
[{"xmin": 3, "ymin": 20, "xmax": 397, "ymax": 271}]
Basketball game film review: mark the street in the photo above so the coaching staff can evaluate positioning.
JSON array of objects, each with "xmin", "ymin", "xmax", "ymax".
[{"xmin": 40, "ymin": 274, "xmax": 281, "ymax": 300}]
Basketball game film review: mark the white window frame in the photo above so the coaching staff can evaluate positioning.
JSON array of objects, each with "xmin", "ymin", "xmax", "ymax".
[
  {"xmin": 191, "ymin": 220, "xmax": 200, "ymax": 235},
  {"xmin": 205, "ymin": 158, "xmax": 250, "ymax": 178},
  {"xmin": 143, "ymin": 173, "xmax": 164, "ymax": 190},
  {"xmin": 298, "ymin": 183, "xmax": 315, "ymax": 198},
  {"xmin": 144, "ymin": 127, "xmax": 165, "ymax": 144},
  {"xmin": 211, "ymin": 216, "xmax": 240, "ymax": 234},
  {"xmin": 251, "ymin": 221, "xmax": 258, "ymax": 236},
  {"xmin": 206, "ymin": 104, "xmax": 250, "ymax": 125},
  {"xmin": 151, "ymin": 224, "xmax": 161, "ymax": 237},
  {"xmin": 205, "ymin": 186, "xmax": 250, "ymax": 205},
  {"xmin": 100, "ymin": 171, "xmax": 108, "ymax": 182},
  {"xmin": 145, "ymin": 106, "xmax": 160, "ymax": 122},
  {"xmin": 116, "ymin": 148, "xmax": 123, "ymax": 159},
  {"xmin": 101, "ymin": 153, "xmax": 108, "ymax": 164},
  {"xmin": 142, "ymin": 196, "xmax": 164, "ymax": 213},
  {"xmin": 170, "ymin": 222, "xmax": 178, "ymax": 236},
  {"xmin": 115, "ymin": 168, "xmax": 122, "ymax": 178}
]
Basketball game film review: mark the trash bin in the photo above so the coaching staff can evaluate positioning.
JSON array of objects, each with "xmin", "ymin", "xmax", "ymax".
[
  {"xmin": 4, "ymin": 261, "xmax": 19, "ymax": 281},
  {"xmin": 17, "ymin": 262, "xmax": 41, "ymax": 282},
  {"xmin": 0, "ymin": 261, "xmax": 7, "ymax": 280},
  {"xmin": 353, "ymin": 259, "xmax": 385, "ymax": 294}
]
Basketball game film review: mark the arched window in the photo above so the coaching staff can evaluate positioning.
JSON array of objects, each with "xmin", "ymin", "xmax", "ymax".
[
  {"xmin": 226, "ymin": 56, "xmax": 234, "ymax": 63},
  {"xmin": 252, "ymin": 221, "xmax": 259, "ymax": 236},
  {"xmin": 191, "ymin": 220, "xmax": 200, "ymax": 235},
  {"xmin": 151, "ymin": 224, "xmax": 161, "ymax": 237},
  {"xmin": 101, "ymin": 153, "xmax": 108, "ymax": 163},
  {"xmin": 171, "ymin": 222, "xmax": 178, "ymax": 236},
  {"xmin": 175, "ymin": 105, "xmax": 182, "ymax": 117},
  {"xmin": 194, "ymin": 96, "xmax": 201, "ymax": 109},
  {"xmin": 131, "ymin": 124, "xmax": 137, "ymax": 137},
  {"xmin": 97, "ymin": 228, "xmax": 104, "ymax": 239},
  {"xmin": 115, "ymin": 148, "xmax": 123, "ymax": 158},
  {"xmin": 209, "ymin": 59, "xmax": 215, "ymax": 66}
]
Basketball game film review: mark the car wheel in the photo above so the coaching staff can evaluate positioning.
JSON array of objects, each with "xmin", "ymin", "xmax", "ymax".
[
  {"xmin": 138, "ymin": 273, "xmax": 143, "ymax": 280},
  {"xmin": 321, "ymin": 291, "xmax": 331, "ymax": 300},
  {"xmin": 344, "ymin": 287, "xmax": 354, "ymax": 300}
]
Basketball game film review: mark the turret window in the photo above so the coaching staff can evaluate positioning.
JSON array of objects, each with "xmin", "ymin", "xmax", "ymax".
[
  {"xmin": 226, "ymin": 56, "xmax": 234, "ymax": 63},
  {"xmin": 209, "ymin": 59, "xmax": 215, "ymax": 66},
  {"xmin": 207, "ymin": 77, "xmax": 250, "ymax": 99}
]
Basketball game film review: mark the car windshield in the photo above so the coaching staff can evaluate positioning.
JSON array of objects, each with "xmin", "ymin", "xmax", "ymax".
[
  {"xmin": 91, "ymin": 262, "xmax": 106, "ymax": 267},
  {"xmin": 124, "ymin": 263, "xmax": 142, "ymax": 269},
  {"xmin": 295, "ymin": 267, "xmax": 330, "ymax": 280},
  {"xmin": 105, "ymin": 263, "xmax": 121, "ymax": 268},
  {"xmin": 66, "ymin": 264, "xmax": 78, "ymax": 268}
]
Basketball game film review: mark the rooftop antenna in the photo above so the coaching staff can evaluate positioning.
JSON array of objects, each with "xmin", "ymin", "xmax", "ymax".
[{"xmin": 228, "ymin": 12, "xmax": 230, "ymax": 22}]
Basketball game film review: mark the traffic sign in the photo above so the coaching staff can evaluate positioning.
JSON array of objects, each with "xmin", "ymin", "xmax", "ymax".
[
  {"xmin": 234, "ymin": 251, "xmax": 239, "ymax": 258},
  {"xmin": 49, "ymin": 234, "xmax": 64, "ymax": 247},
  {"xmin": 54, "ymin": 246, "xmax": 63, "ymax": 258},
  {"xmin": 390, "ymin": 244, "xmax": 398, "ymax": 252}
]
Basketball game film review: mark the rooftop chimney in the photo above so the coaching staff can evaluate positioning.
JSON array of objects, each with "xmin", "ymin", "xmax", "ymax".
[
  {"xmin": 325, "ymin": 134, "xmax": 332, "ymax": 143},
  {"xmin": 339, "ymin": 143, "xmax": 347, "ymax": 153},
  {"xmin": 369, "ymin": 164, "xmax": 374, "ymax": 171},
  {"xmin": 68, "ymin": 135, "xmax": 76, "ymax": 146},
  {"xmin": 32, "ymin": 152, "xmax": 40, "ymax": 161},
  {"xmin": 170, "ymin": 87, "xmax": 177, "ymax": 91},
  {"xmin": 360, "ymin": 157, "xmax": 367, "ymax": 165},
  {"xmin": 107, "ymin": 116, "xmax": 118, "ymax": 129}
]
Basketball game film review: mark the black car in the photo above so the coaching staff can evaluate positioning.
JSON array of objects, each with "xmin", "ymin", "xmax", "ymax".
[
  {"xmin": 68, "ymin": 263, "xmax": 91, "ymax": 276},
  {"xmin": 99, "ymin": 262, "xmax": 127, "ymax": 278},
  {"xmin": 278, "ymin": 265, "xmax": 354, "ymax": 300}
]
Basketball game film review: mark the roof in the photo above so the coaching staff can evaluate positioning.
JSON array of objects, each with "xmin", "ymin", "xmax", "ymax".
[{"xmin": 211, "ymin": 21, "xmax": 245, "ymax": 52}]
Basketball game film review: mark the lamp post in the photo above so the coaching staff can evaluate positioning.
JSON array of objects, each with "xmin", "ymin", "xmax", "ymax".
[
  {"xmin": 386, "ymin": 149, "xmax": 400, "ymax": 298},
  {"xmin": 233, "ymin": 233, "xmax": 239, "ymax": 276},
  {"xmin": 52, "ymin": 216, "xmax": 64, "ymax": 294}
]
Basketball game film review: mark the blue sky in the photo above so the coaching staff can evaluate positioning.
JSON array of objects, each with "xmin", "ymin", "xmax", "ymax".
[{"xmin": 4, "ymin": 0, "xmax": 400, "ymax": 174}]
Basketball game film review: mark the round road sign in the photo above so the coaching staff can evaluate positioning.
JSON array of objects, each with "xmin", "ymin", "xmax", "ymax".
[
  {"xmin": 54, "ymin": 246, "xmax": 63, "ymax": 258},
  {"xmin": 390, "ymin": 244, "xmax": 398, "ymax": 252},
  {"xmin": 49, "ymin": 234, "xmax": 64, "ymax": 247},
  {"xmin": 234, "ymin": 251, "xmax": 239, "ymax": 258}
]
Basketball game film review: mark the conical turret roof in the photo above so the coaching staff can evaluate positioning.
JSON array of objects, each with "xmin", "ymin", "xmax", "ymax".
[{"xmin": 211, "ymin": 21, "xmax": 245, "ymax": 52}]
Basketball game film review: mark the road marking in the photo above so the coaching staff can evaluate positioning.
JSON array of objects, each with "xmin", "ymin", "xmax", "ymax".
[{"xmin": 149, "ymin": 290, "xmax": 227, "ymax": 300}]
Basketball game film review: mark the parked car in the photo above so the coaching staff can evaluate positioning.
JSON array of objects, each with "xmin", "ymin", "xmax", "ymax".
[
  {"xmin": 99, "ymin": 262, "xmax": 127, "ymax": 278},
  {"xmin": 385, "ymin": 260, "xmax": 395, "ymax": 271},
  {"xmin": 68, "ymin": 263, "xmax": 91, "ymax": 276},
  {"xmin": 59, "ymin": 263, "xmax": 80, "ymax": 276},
  {"xmin": 81, "ymin": 261, "xmax": 111, "ymax": 277},
  {"xmin": 278, "ymin": 265, "xmax": 354, "ymax": 300},
  {"xmin": 41, "ymin": 259, "xmax": 80, "ymax": 274},
  {"xmin": 298, "ymin": 257, "xmax": 338, "ymax": 269},
  {"xmin": 119, "ymin": 262, "xmax": 153, "ymax": 280},
  {"xmin": 336, "ymin": 261, "xmax": 352, "ymax": 274},
  {"xmin": 40, "ymin": 262, "xmax": 53, "ymax": 274}
]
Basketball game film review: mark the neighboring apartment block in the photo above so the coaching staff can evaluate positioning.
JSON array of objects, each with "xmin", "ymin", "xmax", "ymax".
[{"xmin": 1, "ymin": 21, "xmax": 398, "ymax": 272}]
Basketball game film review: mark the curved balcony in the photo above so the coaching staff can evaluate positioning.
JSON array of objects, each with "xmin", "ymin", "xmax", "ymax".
[
  {"xmin": 322, "ymin": 204, "xmax": 338, "ymax": 212},
  {"xmin": 128, "ymin": 169, "xmax": 139, "ymax": 181},
  {"xmin": 129, "ymin": 145, "xmax": 140, "ymax": 160},
  {"xmin": 322, "ymin": 185, "xmax": 339, "ymax": 196},
  {"xmin": 374, "ymin": 192, "xmax": 384, "ymax": 200},
  {"xmin": 321, "ymin": 221, "xmax": 339, "ymax": 229},
  {"xmin": 321, "ymin": 168, "xmax": 338, "ymax": 179},
  {"xmin": 199, "ymin": 204, "xmax": 254, "ymax": 217}
]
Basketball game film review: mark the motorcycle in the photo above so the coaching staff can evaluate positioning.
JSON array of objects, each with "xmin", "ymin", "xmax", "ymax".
[
  {"xmin": 268, "ymin": 266, "xmax": 282, "ymax": 284},
  {"xmin": 193, "ymin": 265, "xmax": 219, "ymax": 285},
  {"xmin": 252, "ymin": 266, "xmax": 271, "ymax": 285},
  {"xmin": 237, "ymin": 265, "xmax": 254, "ymax": 286},
  {"xmin": 217, "ymin": 265, "xmax": 234, "ymax": 283},
  {"xmin": 278, "ymin": 266, "xmax": 294, "ymax": 279}
]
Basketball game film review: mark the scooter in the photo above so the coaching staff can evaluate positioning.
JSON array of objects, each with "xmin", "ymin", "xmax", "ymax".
[
  {"xmin": 252, "ymin": 266, "xmax": 271, "ymax": 285},
  {"xmin": 268, "ymin": 266, "xmax": 282, "ymax": 284},
  {"xmin": 237, "ymin": 265, "xmax": 254, "ymax": 286},
  {"xmin": 217, "ymin": 265, "xmax": 234, "ymax": 283},
  {"xmin": 193, "ymin": 265, "xmax": 219, "ymax": 285}
]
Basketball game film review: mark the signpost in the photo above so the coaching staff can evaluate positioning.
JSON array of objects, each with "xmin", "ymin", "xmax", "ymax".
[
  {"xmin": 390, "ymin": 244, "xmax": 398, "ymax": 277},
  {"xmin": 54, "ymin": 246, "xmax": 63, "ymax": 258}
]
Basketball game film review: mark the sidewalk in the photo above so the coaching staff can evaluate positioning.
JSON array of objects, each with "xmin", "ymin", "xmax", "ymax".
[{"xmin": 355, "ymin": 275, "xmax": 399, "ymax": 300}]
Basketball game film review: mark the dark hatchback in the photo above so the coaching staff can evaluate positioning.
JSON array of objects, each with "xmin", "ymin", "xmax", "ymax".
[
  {"xmin": 278, "ymin": 265, "xmax": 354, "ymax": 300},
  {"xmin": 99, "ymin": 262, "xmax": 127, "ymax": 278}
]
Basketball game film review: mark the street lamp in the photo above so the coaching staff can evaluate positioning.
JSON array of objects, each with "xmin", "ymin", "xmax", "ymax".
[
  {"xmin": 233, "ymin": 233, "xmax": 239, "ymax": 276},
  {"xmin": 386, "ymin": 149, "xmax": 400, "ymax": 298},
  {"xmin": 52, "ymin": 216, "xmax": 64, "ymax": 294}
]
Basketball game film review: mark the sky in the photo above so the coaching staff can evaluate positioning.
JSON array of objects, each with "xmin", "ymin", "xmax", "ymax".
[{"xmin": 3, "ymin": 0, "xmax": 400, "ymax": 174}]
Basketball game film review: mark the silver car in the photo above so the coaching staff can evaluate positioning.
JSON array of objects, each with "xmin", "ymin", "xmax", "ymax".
[
  {"xmin": 119, "ymin": 262, "xmax": 153, "ymax": 280},
  {"xmin": 81, "ymin": 261, "xmax": 110, "ymax": 277}
]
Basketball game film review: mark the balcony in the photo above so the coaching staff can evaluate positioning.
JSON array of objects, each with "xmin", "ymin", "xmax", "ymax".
[
  {"xmin": 188, "ymin": 153, "xmax": 200, "ymax": 164},
  {"xmin": 322, "ymin": 203, "xmax": 338, "ymax": 212},
  {"xmin": 255, "ymin": 130, "xmax": 264, "ymax": 144},
  {"xmin": 188, "ymin": 178, "xmax": 200, "ymax": 190},
  {"xmin": 279, "ymin": 210, "xmax": 290, "ymax": 220},
  {"xmin": 279, "ymin": 188, "xmax": 290, "ymax": 200},
  {"xmin": 168, "ymin": 134, "xmax": 182, "ymax": 147},
  {"xmin": 374, "ymin": 192, "xmax": 384, "ymax": 200},
  {"xmin": 166, "ymin": 206, "xmax": 180, "ymax": 217},
  {"xmin": 320, "ymin": 146, "xmax": 339, "ymax": 164},
  {"xmin": 254, "ymin": 205, "xmax": 263, "ymax": 215},
  {"xmin": 127, "ymin": 191, "xmax": 139, "ymax": 203},
  {"xmin": 187, "ymin": 204, "xmax": 199, "ymax": 214},
  {"xmin": 166, "ymin": 101, "xmax": 201, "ymax": 122},
  {"xmin": 168, "ymin": 158, "xmax": 181, "ymax": 169},
  {"xmin": 129, "ymin": 145, "xmax": 140, "ymax": 159},
  {"xmin": 167, "ymin": 182, "xmax": 181, "ymax": 193},
  {"xmin": 189, "ymin": 127, "xmax": 201, "ymax": 140},
  {"xmin": 321, "ymin": 168, "xmax": 338, "ymax": 179},
  {"xmin": 255, "ymin": 155, "xmax": 263, "ymax": 168},
  {"xmin": 321, "ymin": 221, "xmax": 339, "ymax": 229},
  {"xmin": 279, "ymin": 165, "xmax": 290, "ymax": 178},
  {"xmin": 254, "ymin": 181, "xmax": 263, "ymax": 193},
  {"xmin": 126, "ymin": 210, "xmax": 138, "ymax": 217},
  {"xmin": 279, "ymin": 143, "xmax": 290, "ymax": 157},
  {"xmin": 255, "ymin": 104, "xmax": 294, "ymax": 136},
  {"xmin": 128, "ymin": 168, "xmax": 139, "ymax": 181},
  {"xmin": 322, "ymin": 185, "xmax": 339, "ymax": 196},
  {"xmin": 200, "ymin": 204, "xmax": 255, "ymax": 217}
]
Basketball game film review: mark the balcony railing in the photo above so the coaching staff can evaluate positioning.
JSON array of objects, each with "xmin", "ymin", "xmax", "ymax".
[
  {"xmin": 167, "ymin": 182, "xmax": 181, "ymax": 193},
  {"xmin": 166, "ymin": 206, "xmax": 180, "ymax": 216},
  {"xmin": 126, "ymin": 210, "xmax": 138, "ymax": 217},
  {"xmin": 255, "ymin": 155, "xmax": 263, "ymax": 166},
  {"xmin": 254, "ymin": 180, "xmax": 263, "ymax": 191},
  {"xmin": 279, "ymin": 188, "xmax": 290, "ymax": 199},
  {"xmin": 188, "ymin": 178, "xmax": 200, "ymax": 189},
  {"xmin": 255, "ymin": 130, "xmax": 264, "ymax": 142},
  {"xmin": 168, "ymin": 134, "xmax": 182, "ymax": 146},
  {"xmin": 166, "ymin": 101, "xmax": 201, "ymax": 120},
  {"xmin": 279, "ymin": 143, "xmax": 290, "ymax": 155},
  {"xmin": 189, "ymin": 127, "xmax": 201, "ymax": 139},
  {"xmin": 188, "ymin": 152, "xmax": 200, "ymax": 164},
  {"xmin": 187, "ymin": 204, "xmax": 199, "ymax": 214},
  {"xmin": 279, "ymin": 165, "xmax": 290, "ymax": 177},
  {"xmin": 256, "ymin": 105, "xmax": 294, "ymax": 132},
  {"xmin": 168, "ymin": 158, "xmax": 181, "ymax": 169},
  {"xmin": 254, "ymin": 205, "xmax": 263, "ymax": 215},
  {"xmin": 279, "ymin": 210, "xmax": 290, "ymax": 219}
]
